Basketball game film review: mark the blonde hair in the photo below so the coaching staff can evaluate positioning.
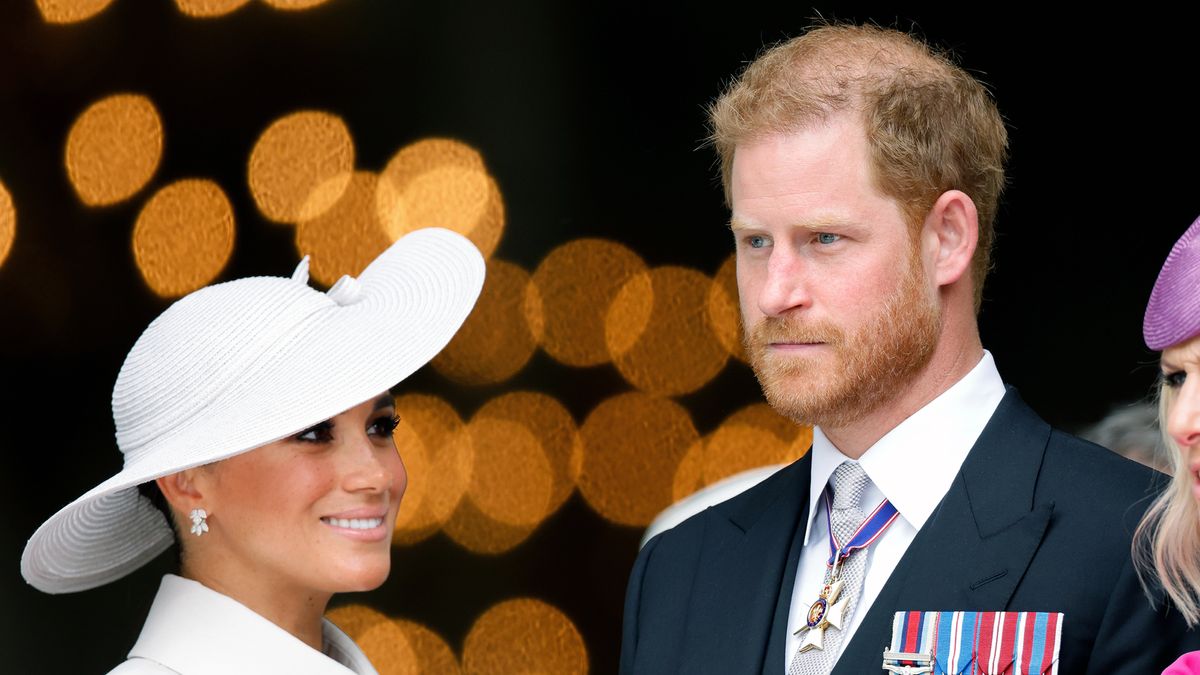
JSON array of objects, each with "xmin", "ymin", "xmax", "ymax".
[
  {"xmin": 707, "ymin": 23, "xmax": 1008, "ymax": 313},
  {"xmin": 1133, "ymin": 381, "xmax": 1200, "ymax": 625}
]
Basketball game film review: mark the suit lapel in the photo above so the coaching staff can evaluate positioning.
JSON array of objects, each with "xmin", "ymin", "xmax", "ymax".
[
  {"xmin": 832, "ymin": 390, "xmax": 1055, "ymax": 675},
  {"xmin": 679, "ymin": 453, "xmax": 813, "ymax": 675}
]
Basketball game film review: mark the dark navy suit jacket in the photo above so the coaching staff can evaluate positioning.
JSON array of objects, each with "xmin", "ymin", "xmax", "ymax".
[{"xmin": 620, "ymin": 389, "xmax": 1198, "ymax": 674}]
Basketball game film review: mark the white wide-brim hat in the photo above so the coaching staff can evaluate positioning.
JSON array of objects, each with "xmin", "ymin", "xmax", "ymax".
[{"xmin": 22, "ymin": 227, "xmax": 485, "ymax": 594}]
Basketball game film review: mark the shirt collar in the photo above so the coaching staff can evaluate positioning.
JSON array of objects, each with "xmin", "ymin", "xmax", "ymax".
[
  {"xmin": 128, "ymin": 574, "xmax": 378, "ymax": 675},
  {"xmin": 804, "ymin": 350, "xmax": 1005, "ymax": 544}
]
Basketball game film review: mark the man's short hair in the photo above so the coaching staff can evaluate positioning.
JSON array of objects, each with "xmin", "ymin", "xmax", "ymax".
[{"xmin": 708, "ymin": 23, "xmax": 1008, "ymax": 312}]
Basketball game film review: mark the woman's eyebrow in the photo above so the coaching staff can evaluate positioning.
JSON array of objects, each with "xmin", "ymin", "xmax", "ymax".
[{"xmin": 372, "ymin": 394, "xmax": 395, "ymax": 412}]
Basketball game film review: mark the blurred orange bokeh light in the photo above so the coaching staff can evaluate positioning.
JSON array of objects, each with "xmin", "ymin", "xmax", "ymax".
[
  {"xmin": 377, "ymin": 138, "xmax": 505, "ymax": 260},
  {"xmin": 608, "ymin": 266, "xmax": 729, "ymax": 396},
  {"xmin": 249, "ymin": 110, "xmax": 355, "ymax": 224},
  {"xmin": 132, "ymin": 179, "xmax": 235, "ymax": 298},
  {"xmin": 65, "ymin": 94, "xmax": 162, "ymax": 206},
  {"xmin": 579, "ymin": 392, "xmax": 699, "ymax": 526},
  {"xmin": 36, "ymin": 0, "xmax": 115, "ymax": 23},
  {"xmin": 462, "ymin": 598, "xmax": 588, "ymax": 675},
  {"xmin": 534, "ymin": 239, "xmax": 648, "ymax": 367},
  {"xmin": 0, "ymin": 179, "xmax": 14, "ymax": 269},
  {"xmin": 174, "ymin": 0, "xmax": 251, "ymax": 17}
]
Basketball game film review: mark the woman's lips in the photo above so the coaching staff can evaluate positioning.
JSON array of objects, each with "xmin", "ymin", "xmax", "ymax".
[
  {"xmin": 321, "ymin": 517, "xmax": 384, "ymax": 530},
  {"xmin": 320, "ymin": 516, "xmax": 390, "ymax": 542},
  {"xmin": 320, "ymin": 507, "xmax": 390, "ymax": 542}
]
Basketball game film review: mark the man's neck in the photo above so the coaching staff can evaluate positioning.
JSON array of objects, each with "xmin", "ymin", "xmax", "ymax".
[{"xmin": 821, "ymin": 338, "xmax": 985, "ymax": 459}]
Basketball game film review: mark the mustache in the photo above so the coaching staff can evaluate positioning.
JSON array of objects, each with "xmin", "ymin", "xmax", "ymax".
[{"xmin": 747, "ymin": 315, "xmax": 844, "ymax": 346}]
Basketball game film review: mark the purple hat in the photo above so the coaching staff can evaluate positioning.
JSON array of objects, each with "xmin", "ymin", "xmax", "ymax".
[{"xmin": 1144, "ymin": 215, "xmax": 1200, "ymax": 351}]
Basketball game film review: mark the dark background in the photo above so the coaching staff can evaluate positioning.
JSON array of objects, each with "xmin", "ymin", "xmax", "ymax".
[{"xmin": 1, "ymin": 1, "xmax": 1196, "ymax": 673}]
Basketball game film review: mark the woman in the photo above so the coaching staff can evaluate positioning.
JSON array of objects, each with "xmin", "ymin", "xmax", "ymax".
[
  {"xmin": 1133, "ymin": 215, "xmax": 1200, "ymax": 674},
  {"xmin": 20, "ymin": 227, "xmax": 484, "ymax": 674}
]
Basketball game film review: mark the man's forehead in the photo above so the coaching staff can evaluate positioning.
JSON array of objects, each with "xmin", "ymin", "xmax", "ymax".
[{"xmin": 729, "ymin": 120, "xmax": 875, "ymax": 198}]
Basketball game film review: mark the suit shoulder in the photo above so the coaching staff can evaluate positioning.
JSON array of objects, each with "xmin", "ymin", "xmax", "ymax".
[
  {"xmin": 1044, "ymin": 428, "xmax": 1163, "ymax": 489},
  {"xmin": 1041, "ymin": 428, "xmax": 1166, "ymax": 515},
  {"xmin": 646, "ymin": 458, "xmax": 806, "ymax": 548}
]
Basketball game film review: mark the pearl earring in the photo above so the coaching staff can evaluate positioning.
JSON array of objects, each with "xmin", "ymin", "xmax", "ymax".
[{"xmin": 189, "ymin": 508, "xmax": 209, "ymax": 537}]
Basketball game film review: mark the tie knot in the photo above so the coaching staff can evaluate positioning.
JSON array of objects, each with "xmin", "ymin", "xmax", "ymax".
[{"xmin": 830, "ymin": 461, "xmax": 870, "ymax": 510}]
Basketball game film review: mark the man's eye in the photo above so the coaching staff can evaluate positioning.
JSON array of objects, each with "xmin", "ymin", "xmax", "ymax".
[
  {"xmin": 816, "ymin": 232, "xmax": 841, "ymax": 245},
  {"xmin": 747, "ymin": 235, "xmax": 768, "ymax": 249}
]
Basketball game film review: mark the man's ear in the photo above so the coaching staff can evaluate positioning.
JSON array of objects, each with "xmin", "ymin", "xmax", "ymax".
[{"xmin": 924, "ymin": 189, "xmax": 979, "ymax": 288}]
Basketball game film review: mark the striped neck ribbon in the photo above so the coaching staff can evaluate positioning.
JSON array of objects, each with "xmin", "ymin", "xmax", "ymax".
[{"xmin": 822, "ymin": 490, "xmax": 901, "ymax": 568}]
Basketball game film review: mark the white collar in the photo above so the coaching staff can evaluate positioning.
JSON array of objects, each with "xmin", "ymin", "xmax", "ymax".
[
  {"xmin": 128, "ymin": 575, "xmax": 378, "ymax": 675},
  {"xmin": 804, "ymin": 350, "xmax": 1006, "ymax": 544}
]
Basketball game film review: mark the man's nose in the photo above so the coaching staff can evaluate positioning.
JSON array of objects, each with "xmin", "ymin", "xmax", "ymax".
[{"xmin": 757, "ymin": 248, "xmax": 811, "ymax": 317}]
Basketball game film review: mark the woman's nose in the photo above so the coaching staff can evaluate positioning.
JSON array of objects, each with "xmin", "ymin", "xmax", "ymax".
[
  {"xmin": 1167, "ymin": 387, "xmax": 1200, "ymax": 451},
  {"xmin": 343, "ymin": 435, "xmax": 395, "ymax": 493}
]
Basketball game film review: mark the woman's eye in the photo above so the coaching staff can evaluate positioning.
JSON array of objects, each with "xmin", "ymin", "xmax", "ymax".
[
  {"xmin": 371, "ymin": 414, "xmax": 401, "ymax": 436},
  {"xmin": 816, "ymin": 232, "xmax": 841, "ymax": 245},
  {"xmin": 296, "ymin": 421, "xmax": 334, "ymax": 443},
  {"xmin": 1163, "ymin": 370, "xmax": 1187, "ymax": 388}
]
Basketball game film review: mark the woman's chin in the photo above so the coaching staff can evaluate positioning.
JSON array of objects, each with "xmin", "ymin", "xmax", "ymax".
[{"xmin": 332, "ymin": 560, "xmax": 391, "ymax": 593}]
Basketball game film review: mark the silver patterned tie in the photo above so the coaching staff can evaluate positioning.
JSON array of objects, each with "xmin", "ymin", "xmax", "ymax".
[{"xmin": 788, "ymin": 461, "xmax": 872, "ymax": 675}]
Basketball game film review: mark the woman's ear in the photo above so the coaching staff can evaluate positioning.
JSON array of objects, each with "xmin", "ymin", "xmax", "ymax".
[{"xmin": 155, "ymin": 468, "xmax": 206, "ymax": 517}]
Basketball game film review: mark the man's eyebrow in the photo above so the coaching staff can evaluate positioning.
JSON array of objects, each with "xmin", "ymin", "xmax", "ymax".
[
  {"xmin": 729, "ymin": 217, "xmax": 852, "ymax": 231},
  {"xmin": 729, "ymin": 217, "xmax": 764, "ymax": 231}
]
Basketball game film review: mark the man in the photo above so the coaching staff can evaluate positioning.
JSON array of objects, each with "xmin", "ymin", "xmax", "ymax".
[{"xmin": 620, "ymin": 23, "xmax": 1195, "ymax": 674}]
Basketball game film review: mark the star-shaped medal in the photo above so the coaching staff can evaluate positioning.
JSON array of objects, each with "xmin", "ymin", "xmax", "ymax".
[{"xmin": 796, "ymin": 578, "xmax": 850, "ymax": 652}]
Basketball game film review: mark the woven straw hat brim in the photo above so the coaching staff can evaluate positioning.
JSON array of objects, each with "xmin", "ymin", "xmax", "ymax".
[
  {"xmin": 1145, "ymin": 215, "xmax": 1200, "ymax": 351},
  {"xmin": 22, "ymin": 228, "xmax": 485, "ymax": 593}
]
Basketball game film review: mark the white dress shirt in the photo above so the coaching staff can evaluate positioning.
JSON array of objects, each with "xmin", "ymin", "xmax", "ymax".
[
  {"xmin": 108, "ymin": 574, "xmax": 379, "ymax": 674},
  {"xmin": 784, "ymin": 350, "xmax": 1006, "ymax": 669}
]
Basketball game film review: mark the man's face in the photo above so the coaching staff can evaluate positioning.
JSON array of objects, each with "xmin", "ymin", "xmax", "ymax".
[{"xmin": 730, "ymin": 116, "xmax": 940, "ymax": 429}]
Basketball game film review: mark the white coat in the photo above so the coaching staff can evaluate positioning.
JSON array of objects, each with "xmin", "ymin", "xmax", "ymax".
[{"xmin": 107, "ymin": 575, "xmax": 379, "ymax": 674}]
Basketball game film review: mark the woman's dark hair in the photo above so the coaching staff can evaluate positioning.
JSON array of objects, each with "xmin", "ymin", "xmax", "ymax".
[{"xmin": 136, "ymin": 480, "xmax": 182, "ymax": 570}]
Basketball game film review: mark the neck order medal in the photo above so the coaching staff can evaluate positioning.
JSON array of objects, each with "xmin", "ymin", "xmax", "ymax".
[{"xmin": 795, "ymin": 492, "xmax": 900, "ymax": 652}]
